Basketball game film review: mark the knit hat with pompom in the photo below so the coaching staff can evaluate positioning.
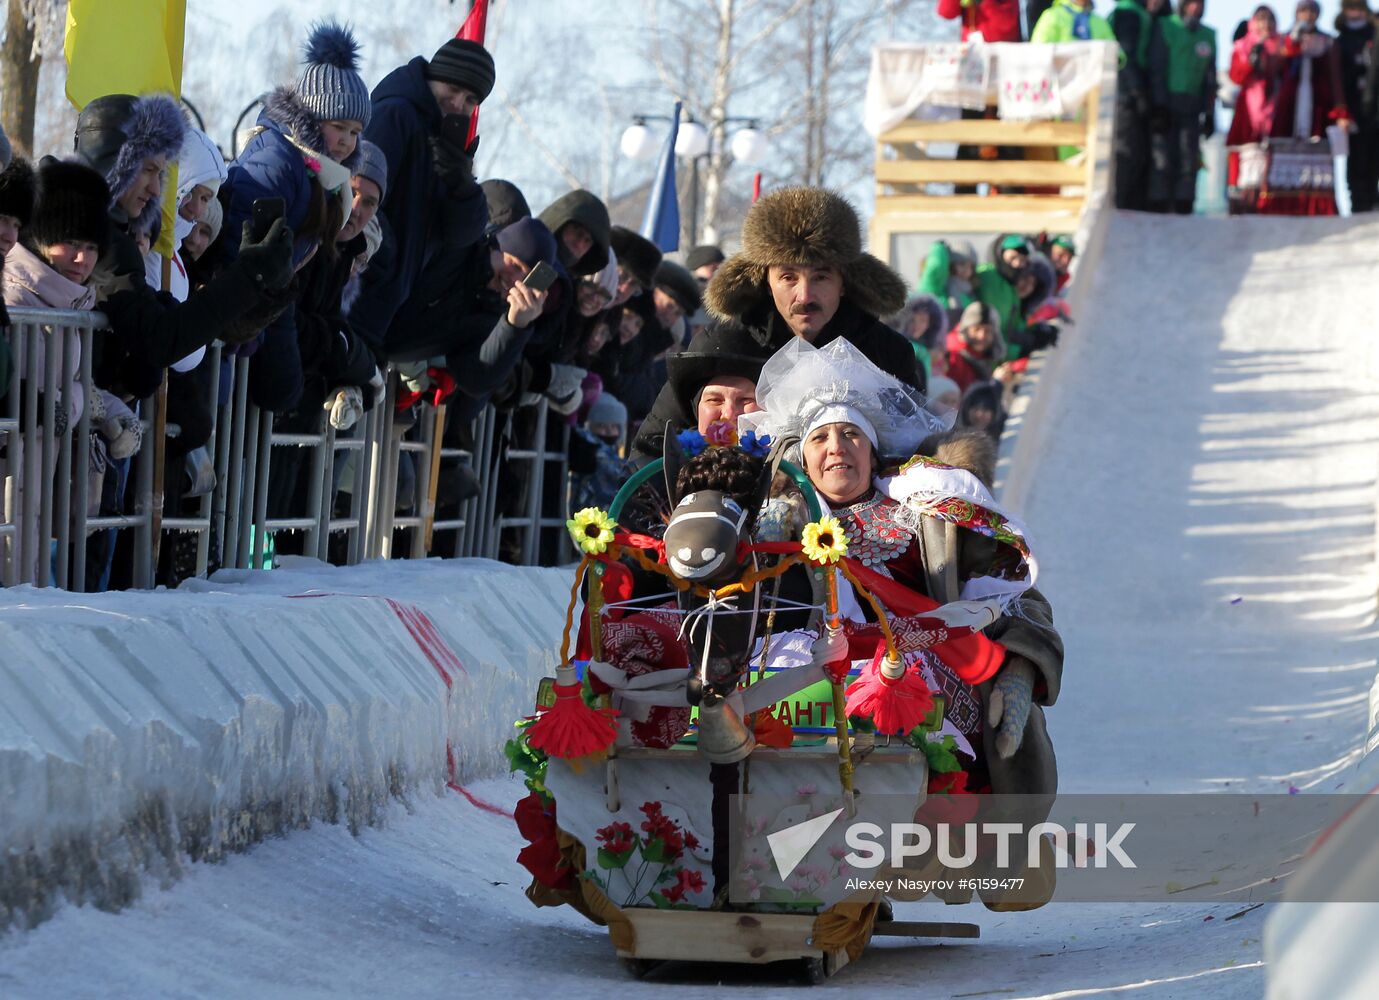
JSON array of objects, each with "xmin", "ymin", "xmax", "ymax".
[{"xmin": 296, "ymin": 20, "xmax": 371, "ymax": 128}]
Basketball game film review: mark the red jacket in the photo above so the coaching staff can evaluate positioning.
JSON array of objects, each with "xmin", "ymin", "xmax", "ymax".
[
  {"xmin": 936, "ymin": 0, "xmax": 1024, "ymax": 43},
  {"xmin": 1227, "ymin": 30, "xmax": 1349, "ymax": 146},
  {"xmin": 944, "ymin": 328, "xmax": 1005, "ymax": 393}
]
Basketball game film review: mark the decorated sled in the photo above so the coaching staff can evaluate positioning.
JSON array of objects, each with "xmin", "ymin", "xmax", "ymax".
[{"xmin": 510, "ymin": 452, "xmax": 1004, "ymax": 981}]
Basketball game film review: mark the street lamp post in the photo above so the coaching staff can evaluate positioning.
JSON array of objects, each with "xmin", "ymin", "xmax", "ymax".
[{"xmin": 620, "ymin": 112, "xmax": 769, "ymax": 246}]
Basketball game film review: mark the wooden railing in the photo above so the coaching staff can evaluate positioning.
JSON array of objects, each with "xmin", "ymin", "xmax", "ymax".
[{"xmin": 869, "ymin": 42, "xmax": 1120, "ymax": 253}]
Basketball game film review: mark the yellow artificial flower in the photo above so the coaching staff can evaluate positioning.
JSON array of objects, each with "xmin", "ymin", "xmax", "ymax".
[
  {"xmin": 567, "ymin": 507, "xmax": 618, "ymax": 555},
  {"xmin": 800, "ymin": 516, "xmax": 849, "ymax": 564}
]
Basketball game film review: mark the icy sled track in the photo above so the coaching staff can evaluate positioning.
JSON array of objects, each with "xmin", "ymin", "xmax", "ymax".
[{"xmin": 4, "ymin": 214, "xmax": 1379, "ymax": 998}]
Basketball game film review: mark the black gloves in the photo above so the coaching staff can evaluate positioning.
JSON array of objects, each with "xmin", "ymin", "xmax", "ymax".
[
  {"xmin": 1250, "ymin": 42, "xmax": 1265, "ymax": 69},
  {"xmin": 431, "ymin": 115, "xmax": 481, "ymax": 198},
  {"xmin": 236, "ymin": 217, "xmax": 294, "ymax": 293},
  {"xmin": 1201, "ymin": 112, "xmax": 1216, "ymax": 140},
  {"xmin": 217, "ymin": 281, "xmax": 297, "ymax": 345},
  {"xmin": 1025, "ymin": 322, "xmax": 1060, "ymax": 351}
]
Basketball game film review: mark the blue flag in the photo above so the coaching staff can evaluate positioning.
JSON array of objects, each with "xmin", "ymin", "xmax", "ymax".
[{"xmin": 640, "ymin": 102, "xmax": 681, "ymax": 253}]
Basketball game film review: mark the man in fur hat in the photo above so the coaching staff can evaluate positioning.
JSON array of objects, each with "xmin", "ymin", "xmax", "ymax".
[{"xmin": 630, "ymin": 186, "xmax": 919, "ymax": 464}]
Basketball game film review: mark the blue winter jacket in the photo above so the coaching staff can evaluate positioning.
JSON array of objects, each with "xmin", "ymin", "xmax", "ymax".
[
  {"xmin": 350, "ymin": 56, "xmax": 488, "ymax": 356},
  {"xmin": 220, "ymin": 87, "xmax": 361, "ymax": 412}
]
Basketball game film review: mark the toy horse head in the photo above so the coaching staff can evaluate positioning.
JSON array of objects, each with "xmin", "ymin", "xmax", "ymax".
[
  {"xmin": 664, "ymin": 491, "xmax": 749, "ymax": 585},
  {"xmin": 661, "ymin": 426, "xmax": 779, "ymax": 740}
]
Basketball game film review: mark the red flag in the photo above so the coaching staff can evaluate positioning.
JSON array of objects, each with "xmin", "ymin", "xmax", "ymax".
[{"xmin": 457, "ymin": 0, "xmax": 489, "ymax": 144}]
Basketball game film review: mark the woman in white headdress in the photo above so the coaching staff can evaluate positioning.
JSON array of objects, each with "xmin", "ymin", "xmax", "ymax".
[{"xmin": 741, "ymin": 337, "xmax": 1063, "ymax": 810}]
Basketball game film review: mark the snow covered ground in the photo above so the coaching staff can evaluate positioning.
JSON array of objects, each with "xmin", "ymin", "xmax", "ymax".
[{"xmin": 4, "ymin": 213, "xmax": 1379, "ymax": 997}]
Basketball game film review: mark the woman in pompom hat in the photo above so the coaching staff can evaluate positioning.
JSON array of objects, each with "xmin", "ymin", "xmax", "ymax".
[{"xmin": 221, "ymin": 18, "xmax": 372, "ymax": 412}]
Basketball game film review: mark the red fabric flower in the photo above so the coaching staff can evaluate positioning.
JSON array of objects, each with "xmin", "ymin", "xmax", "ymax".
[
  {"xmin": 596, "ymin": 821, "xmax": 636, "ymax": 855},
  {"xmin": 514, "ymin": 792, "xmax": 573, "ymax": 889},
  {"xmin": 515, "ymin": 791, "xmax": 554, "ymax": 841},
  {"xmin": 660, "ymin": 867, "xmax": 706, "ymax": 904}
]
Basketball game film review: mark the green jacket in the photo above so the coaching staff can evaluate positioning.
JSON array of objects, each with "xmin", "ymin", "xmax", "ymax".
[
  {"xmin": 1030, "ymin": 0, "xmax": 1116, "ymax": 44},
  {"xmin": 973, "ymin": 264, "xmax": 1025, "ymax": 358},
  {"xmin": 1150, "ymin": 14, "xmax": 1217, "ymax": 114},
  {"xmin": 1112, "ymin": 0, "xmax": 1152, "ymax": 68},
  {"xmin": 918, "ymin": 241, "xmax": 976, "ymax": 320}
]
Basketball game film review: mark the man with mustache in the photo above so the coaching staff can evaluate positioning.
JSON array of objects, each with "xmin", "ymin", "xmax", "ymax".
[{"xmin": 629, "ymin": 186, "xmax": 919, "ymax": 463}]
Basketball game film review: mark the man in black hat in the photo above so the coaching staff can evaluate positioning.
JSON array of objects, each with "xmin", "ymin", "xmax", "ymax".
[
  {"xmin": 652, "ymin": 259, "xmax": 701, "ymax": 337},
  {"xmin": 628, "ymin": 323, "xmax": 773, "ymax": 466},
  {"xmin": 685, "ymin": 243, "xmax": 725, "ymax": 287},
  {"xmin": 351, "ymin": 36, "xmax": 497, "ymax": 357},
  {"xmin": 609, "ymin": 225, "xmax": 662, "ymax": 306}
]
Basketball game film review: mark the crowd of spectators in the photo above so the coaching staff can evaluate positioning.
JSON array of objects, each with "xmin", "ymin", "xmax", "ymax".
[{"xmin": 0, "ymin": 20, "xmax": 764, "ymax": 583}]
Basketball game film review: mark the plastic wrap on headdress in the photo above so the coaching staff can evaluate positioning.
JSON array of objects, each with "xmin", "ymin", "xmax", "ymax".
[{"xmin": 737, "ymin": 338, "xmax": 950, "ymax": 459}]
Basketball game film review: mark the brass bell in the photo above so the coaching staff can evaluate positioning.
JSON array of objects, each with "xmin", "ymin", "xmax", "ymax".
[{"xmin": 696, "ymin": 695, "xmax": 756, "ymax": 763}]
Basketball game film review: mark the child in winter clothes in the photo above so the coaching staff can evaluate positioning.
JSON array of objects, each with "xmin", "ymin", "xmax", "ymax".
[
  {"xmin": 221, "ymin": 19, "xmax": 371, "ymax": 413},
  {"xmin": 973, "ymin": 233, "xmax": 1033, "ymax": 347},
  {"xmin": 569, "ymin": 392, "xmax": 629, "ymax": 514},
  {"xmin": 958, "ymin": 378, "xmax": 1008, "ymax": 442},
  {"xmin": 888, "ymin": 293, "xmax": 946, "ymax": 384},
  {"xmin": 917, "ymin": 238, "xmax": 977, "ymax": 328},
  {"xmin": 1041, "ymin": 234, "xmax": 1076, "ymax": 292},
  {"xmin": 2, "ymin": 159, "xmax": 142, "ymax": 509},
  {"xmin": 945, "ymin": 301, "xmax": 1010, "ymax": 394}
]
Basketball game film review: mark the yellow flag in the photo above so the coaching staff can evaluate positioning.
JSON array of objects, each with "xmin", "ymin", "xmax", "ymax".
[{"xmin": 64, "ymin": 0, "xmax": 187, "ymax": 257}]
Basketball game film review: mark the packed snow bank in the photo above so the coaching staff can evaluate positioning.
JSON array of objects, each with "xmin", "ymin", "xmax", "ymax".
[{"xmin": 0, "ymin": 557, "xmax": 568, "ymax": 930}]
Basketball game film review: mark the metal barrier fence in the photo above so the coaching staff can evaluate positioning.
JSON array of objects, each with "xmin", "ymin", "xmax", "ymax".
[{"xmin": 1, "ymin": 307, "xmax": 570, "ymax": 590}]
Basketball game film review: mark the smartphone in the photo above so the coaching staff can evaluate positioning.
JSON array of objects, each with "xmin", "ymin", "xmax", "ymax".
[
  {"xmin": 440, "ymin": 113, "xmax": 473, "ymax": 150},
  {"xmin": 522, "ymin": 260, "xmax": 559, "ymax": 294},
  {"xmin": 250, "ymin": 197, "xmax": 285, "ymax": 243}
]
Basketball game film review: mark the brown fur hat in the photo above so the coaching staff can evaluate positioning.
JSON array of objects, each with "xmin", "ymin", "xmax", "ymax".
[
  {"xmin": 705, "ymin": 186, "xmax": 906, "ymax": 323},
  {"xmin": 919, "ymin": 428, "xmax": 998, "ymax": 489}
]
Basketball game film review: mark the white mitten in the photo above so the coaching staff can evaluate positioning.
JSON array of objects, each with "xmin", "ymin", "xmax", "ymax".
[
  {"xmin": 103, "ymin": 412, "xmax": 143, "ymax": 459},
  {"xmin": 987, "ymin": 657, "xmax": 1036, "ymax": 759},
  {"xmin": 544, "ymin": 364, "xmax": 587, "ymax": 416},
  {"xmin": 326, "ymin": 385, "xmax": 364, "ymax": 430},
  {"xmin": 88, "ymin": 390, "xmax": 109, "ymax": 425},
  {"xmin": 396, "ymin": 360, "xmax": 432, "ymax": 395}
]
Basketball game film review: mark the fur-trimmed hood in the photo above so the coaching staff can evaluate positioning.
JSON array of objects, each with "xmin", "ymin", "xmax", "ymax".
[
  {"xmin": 74, "ymin": 92, "xmax": 187, "ymax": 234},
  {"xmin": 890, "ymin": 293, "xmax": 947, "ymax": 350},
  {"xmin": 705, "ymin": 187, "xmax": 906, "ymax": 324},
  {"xmin": 257, "ymin": 86, "xmax": 363, "ymax": 172},
  {"xmin": 921, "ymin": 427, "xmax": 998, "ymax": 488}
]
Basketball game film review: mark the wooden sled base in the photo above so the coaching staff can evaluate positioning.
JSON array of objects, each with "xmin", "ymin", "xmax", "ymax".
[{"xmin": 613, "ymin": 908, "xmax": 980, "ymax": 983}]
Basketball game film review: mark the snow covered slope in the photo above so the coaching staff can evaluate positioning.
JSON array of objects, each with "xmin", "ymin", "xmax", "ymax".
[
  {"xmin": 4, "ymin": 214, "xmax": 1379, "ymax": 997},
  {"xmin": 1007, "ymin": 213, "xmax": 1379, "ymax": 798}
]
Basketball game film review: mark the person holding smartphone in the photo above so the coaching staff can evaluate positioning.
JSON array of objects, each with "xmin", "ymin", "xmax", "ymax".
[{"xmin": 388, "ymin": 216, "xmax": 557, "ymax": 416}]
